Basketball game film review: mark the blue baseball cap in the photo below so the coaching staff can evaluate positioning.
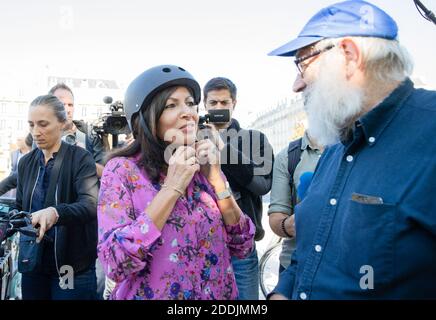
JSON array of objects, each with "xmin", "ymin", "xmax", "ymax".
[{"xmin": 269, "ymin": 0, "xmax": 398, "ymax": 57}]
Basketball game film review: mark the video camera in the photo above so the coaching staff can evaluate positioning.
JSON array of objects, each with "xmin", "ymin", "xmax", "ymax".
[
  {"xmin": 198, "ymin": 109, "xmax": 230, "ymax": 129},
  {"xmin": 92, "ymin": 96, "xmax": 130, "ymax": 136}
]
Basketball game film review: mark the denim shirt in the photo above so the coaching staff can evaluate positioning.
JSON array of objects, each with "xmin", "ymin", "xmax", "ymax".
[{"xmin": 274, "ymin": 78, "xmax": 436, "ymax": 299}]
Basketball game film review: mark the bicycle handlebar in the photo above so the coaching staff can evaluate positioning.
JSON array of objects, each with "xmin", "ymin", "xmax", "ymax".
[{"xmin": 0, "ymin": 210, "xmax": 53, "ymax": 243}]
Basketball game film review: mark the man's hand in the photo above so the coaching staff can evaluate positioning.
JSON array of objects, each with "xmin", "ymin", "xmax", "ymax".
[
  {"xmin": 269, "ymin": 213, "xmax": 296, "ymax": 238},
  {"xmin": 31, "ymin": 207, "xmax": 59, "ymax": 243},
  {"xmin": 285, "ymin": 214, "xmax": 296, "ymax": 237},
  {"xmin": 269, "ymin": 293, "xmax": 288, "ymax": 300},
  {"xmin": 164, "ymin": 146, "xmax": 200, "ymax": 195}
]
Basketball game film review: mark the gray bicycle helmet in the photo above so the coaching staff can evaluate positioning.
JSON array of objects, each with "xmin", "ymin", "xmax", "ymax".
[{"xmin": 124, "ymin": 65, "xmax": 201, "ymax": 132}]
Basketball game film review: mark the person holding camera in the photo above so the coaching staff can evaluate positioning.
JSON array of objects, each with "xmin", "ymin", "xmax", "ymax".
[
  {"xmin": 49, "ymin": 83, "xmax": 105, "ymax": 178},
  {"xmin": 15, "ymin": 94, "xmax": 99, "ymax": 300},
  {"xmin": 97, "ymin": 65, "xmax": 255, "ymax": 300},
  {"xmin": 203, "ymin": 77, "xmax": 273, "ymax": 300}
]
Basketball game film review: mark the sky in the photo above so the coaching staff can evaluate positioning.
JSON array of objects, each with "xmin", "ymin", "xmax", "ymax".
[{"xmin": 0, "ymin": 0, "xmax": 435, "ymax": 126}]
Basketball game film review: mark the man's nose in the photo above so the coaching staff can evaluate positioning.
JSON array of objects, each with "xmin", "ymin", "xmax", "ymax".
[{"xmin": 293, "ymin": 74, "xmax": 307, "ymax": 93}]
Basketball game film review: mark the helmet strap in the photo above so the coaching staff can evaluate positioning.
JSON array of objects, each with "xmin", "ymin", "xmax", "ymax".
[{"xmin": 138, "ymin": 111, "xmax": 165, "ymax": 151}]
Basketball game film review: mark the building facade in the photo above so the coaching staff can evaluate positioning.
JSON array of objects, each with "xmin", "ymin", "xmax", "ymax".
[{"xmin": 250, "ymin": 96, "xmax": 306, "ymax": 154}]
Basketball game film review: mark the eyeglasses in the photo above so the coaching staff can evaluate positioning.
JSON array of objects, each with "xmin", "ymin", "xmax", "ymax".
[
  {"xmin": 205, "ymin": 99, "xmax": 234, "ymax": 107},
  {"xmin": 294, "ymin": 44, "xmax": 335, "ymax": 77}
]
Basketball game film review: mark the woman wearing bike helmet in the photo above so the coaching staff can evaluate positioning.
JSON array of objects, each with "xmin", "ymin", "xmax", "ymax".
[
  {"xmin": 97, "ymin": 65, "xmax": 254, "ymax": 300},
  {"xmin": 16, "ymin": 94, "xmax": 99, "ymax": 300}
]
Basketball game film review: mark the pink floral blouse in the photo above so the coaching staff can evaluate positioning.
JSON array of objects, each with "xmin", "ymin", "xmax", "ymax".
[{"xmin": 97, "ymin": 156, "xmax": 255, "ymax": 300}]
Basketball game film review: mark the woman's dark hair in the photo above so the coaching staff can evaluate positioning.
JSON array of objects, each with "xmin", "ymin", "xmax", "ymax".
[
  {"xmin": 107, "ymin": 85, "xmax": 195, "ymax": 182},
  {"xmin": 29, "ymin": 94, "xmax": 67, "ymax": 123}
]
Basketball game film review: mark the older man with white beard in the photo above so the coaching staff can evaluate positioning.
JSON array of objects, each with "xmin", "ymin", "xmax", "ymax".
[{"xmin": 267, "ymin": 0, "xmax": 436, "ymax": 300}]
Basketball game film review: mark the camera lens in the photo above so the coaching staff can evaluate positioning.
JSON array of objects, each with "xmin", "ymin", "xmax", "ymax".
[
  {"xmin": 113, "ymin": 120, "xmax": 123, "ymax": 130},
  {"xmin": 62, "ymin": 134, "xmax": 76, "ymax": 145}
]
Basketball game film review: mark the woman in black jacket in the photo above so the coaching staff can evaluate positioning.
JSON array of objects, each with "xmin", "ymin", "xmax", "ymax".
[{"xmin": 16, "ymin": 94, "xmax": 99, "ymax": 300}]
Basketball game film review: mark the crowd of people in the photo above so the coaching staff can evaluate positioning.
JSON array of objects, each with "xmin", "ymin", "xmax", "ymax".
[{"xmin": 1, "ymin": 0, "xmax": 435, "ymax": 300}]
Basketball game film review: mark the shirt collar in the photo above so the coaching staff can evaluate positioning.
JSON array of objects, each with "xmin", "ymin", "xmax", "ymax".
[
  {"xmin": 345, "ymin": 78, "xmax": 414, "ymax": 147},
  {"xmin": 227, "ymin": 118, "xmax": 240, "ymax": 131},
  {"xmin": 301, "ymin": 130, "xmax": 321, "ymax": 151},
  {"xmin": 38, "ymin": 149, "xmax": 58, "ymax": 166}
]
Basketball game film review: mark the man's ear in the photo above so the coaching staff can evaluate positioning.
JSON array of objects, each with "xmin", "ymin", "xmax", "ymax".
[
  {"xmin": 232, "ymin": 99, "xmax": 237, "ymax": 110},
  {"xmin": 339, "ymin": 38, "xmax": 362, "ymax": 79}
]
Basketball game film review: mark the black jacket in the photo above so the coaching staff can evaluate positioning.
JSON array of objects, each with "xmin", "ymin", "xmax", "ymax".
[
  {"xmin": 220, "ymin": 119, "xmax": 274, "ymax": 241},
  {"xmin": 16, "ymin": 142, "xmax": 99, "ymax": 274},
  {"xmin": 0, "ymin": 172, "xmax": 17, "ymax": 196}
]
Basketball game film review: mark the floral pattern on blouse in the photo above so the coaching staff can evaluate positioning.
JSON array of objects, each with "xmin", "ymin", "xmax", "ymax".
[{"xmin": 97, "ymin": 156, "xmax": 255, "ymax": 300}]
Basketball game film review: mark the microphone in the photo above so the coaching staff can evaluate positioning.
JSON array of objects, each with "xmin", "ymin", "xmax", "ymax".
[
  {"xmin": 297, "ymin": 171, "xmax": 314, "ymax": 201},
  {"xmin": 414, "ymin": 0, "xmax": 436, "ymax": 25},
  {"xmin": 103, "ymin": 96, "xmax": 113, "ymax": 104}
]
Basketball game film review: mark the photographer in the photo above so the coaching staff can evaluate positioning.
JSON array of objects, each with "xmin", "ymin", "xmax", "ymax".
[
  {"xmin": 203, "ymin": 77, "xmax": 274, "ymax": 300},
  {"xmin": 49, "ymin": 83, "xmax": 105, "ymax": 177},
  {"xmin": 94, "ymin": 96, "xmax": 131, "ymax": 151}
]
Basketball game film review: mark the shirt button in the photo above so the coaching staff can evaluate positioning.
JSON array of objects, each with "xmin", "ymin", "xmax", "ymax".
[
  {"xmin": 300, "ymin": 292, "xmax": 307, "ymax": 300},
  {"xmin": 315, "ymin": 245, "xmax": 322, "ymax": 252},
  {"xmin": 346, "ymin": 155, "xmax": 353, "ymax": 162},
  {"xmin": 368, "ymin": 137, "xmax": 376, "ymax": 143},
  {"xmin": 329, "ymin": 198, "xmax": 337, "ymax": 206}
]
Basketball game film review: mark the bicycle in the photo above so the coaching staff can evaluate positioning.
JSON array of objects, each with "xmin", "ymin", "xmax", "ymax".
[
  {"xmin": 259, "ymin": 235, "xmax": 283, "ymax": 298},
  {"xmin": 0, "ymin": 200, "xmax": 52, "ymax": 300}
]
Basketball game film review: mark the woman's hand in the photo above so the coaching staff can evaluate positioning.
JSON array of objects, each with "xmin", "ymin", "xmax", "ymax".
[
  {"xmin": 195, "ymin": 139, "xmax": 221, "ymax": 180},
  {"xmin": 164, "ymin": 146, "xmax": 200, "ymax": 195},
  {"xmin": 146, "ymin": 146, "xmax": 199, "ymax": 231},
  {"xmin": 195, "ymin": 124, "xmax": 224, "ymax": 182},
  {"xmin": 31, "ymin": 207, "xmax": 59, "ymax": 243}
]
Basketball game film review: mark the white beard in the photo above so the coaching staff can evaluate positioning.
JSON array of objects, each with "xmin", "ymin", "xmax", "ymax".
[{"xmin": 303, "ymin": 52, "xmax": 364, "ymax": 146}]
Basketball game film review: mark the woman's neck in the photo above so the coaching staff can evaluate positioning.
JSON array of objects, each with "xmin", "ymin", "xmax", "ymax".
[{"xmin": 42, "ymin": 141, "xmax": 62, "ymax": 164}]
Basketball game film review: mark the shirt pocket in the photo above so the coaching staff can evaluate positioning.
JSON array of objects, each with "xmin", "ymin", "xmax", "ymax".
[{"xmin": 337, "ymin": 199, "xmax": 397, "ymax": 287}]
